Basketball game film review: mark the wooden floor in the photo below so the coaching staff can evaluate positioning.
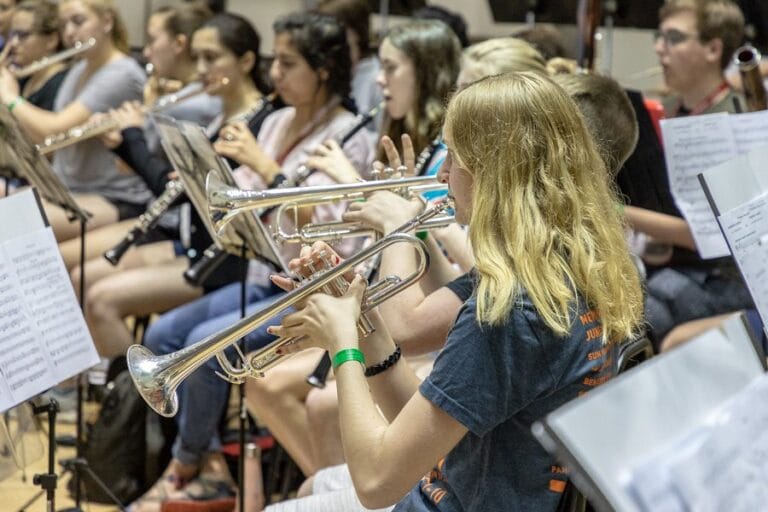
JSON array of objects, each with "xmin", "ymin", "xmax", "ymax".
[{"xmin": 0, "ymin": 404, "xmax": 116, "ymax": 512}]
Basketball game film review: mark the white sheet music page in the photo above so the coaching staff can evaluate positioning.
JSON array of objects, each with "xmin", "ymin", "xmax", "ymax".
[
  {"xmin": 660, "ymin": 113, "xmax": 736, "ymax": 259},
  {"xmin": 625, "ymin": 371, "xmax": 768, "ymax": 512},
  {"xmin": 717, "ymin": 192, "xmax": 768, "ymax": 331},
  {"xmin": 0, "ymin": 190, "xmax": 98, "ymax": 413},
  {"xmin": 730, "ymin": 109, "xmax": 768, "ymax": 154}
]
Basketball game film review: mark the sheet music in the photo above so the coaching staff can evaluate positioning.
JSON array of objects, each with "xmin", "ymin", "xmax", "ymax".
[
  {"xmin": 625, "ymin": 374, "xmax": 768, "ymax": 512},
  {"xmin": 716, "ymin": 192, "xmax": 768, "ymax": 332},
  {"xmin": 660, "ymin": 113, "xmax": 736, "ymax": 259},
  {"xmin": 0, "ymin": 191, "xmax": 98, "ymax": 412},
  {"xmin": 730, "ymin": 109, "xmax": 768, "ymax": 154}
]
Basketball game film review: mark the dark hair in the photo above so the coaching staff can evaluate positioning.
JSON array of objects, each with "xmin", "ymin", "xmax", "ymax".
[
  {"xmin": 273, "ymin": 12, "xmax": 354, "ymax": 112},
  {"xmin": 183, "ymin": 0, "xmax": 225, "ymax": 14},
  {"xmin": 199, "ymin": 12, "xmax": 268, "ymax": 93},
  {"xmin": 512, "ymin": 24, "xmax": 568, "ymax": 60},
  {"xmin": 381, "ymin": 20, "xmax": 461, "ymax": 159},
  {"xmin": 15, "ymin": 0, "xmax": 61, "ymax": 51},
  {"xmin": 413, "ymin": 5, "xmax": 469, "ymax": 48},
  {"xmin": 156, "ymin": 2, "xmax": 212, "ymax": 43},
  {"xmin": 315, "ymin": 0, "xmax": 371, "ymax": 58}
]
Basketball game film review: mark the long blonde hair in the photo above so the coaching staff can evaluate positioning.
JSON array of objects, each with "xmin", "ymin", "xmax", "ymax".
[
  {"xmin": 444, "ymin": 72, "xmax": 643, "ymax": 344},
  {"xmin": 63, "ymin": 0, "xmax": 130, "ymax": 53}
]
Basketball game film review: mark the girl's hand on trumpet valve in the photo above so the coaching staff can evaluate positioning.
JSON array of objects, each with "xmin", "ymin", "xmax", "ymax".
[
  {"xmin": 267, "ymin": 274, "xmax": 367, "ymax": 355},
  {"xmin": 343, "ymin": 190, "xmax": 424, "ymax": 234},
  {"xmin": 270, "ymin": 241, "xmax": 352, "ymax": 288},
  {"xmin": 305, "ymin": 139, "xmax": 361, "ymax": 184}
]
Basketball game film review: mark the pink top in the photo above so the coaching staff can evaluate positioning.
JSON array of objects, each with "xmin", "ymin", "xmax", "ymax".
[{"xmin": 233, "ymin": 105, "xmax": 375, "ymax": 283}]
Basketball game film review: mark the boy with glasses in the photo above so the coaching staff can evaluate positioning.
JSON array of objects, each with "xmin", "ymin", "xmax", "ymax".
[
  {"xmin": 623, "ymin": 0, "xmax": 754, "ymax": 350},
  {"xmin": 655, "ymin": 0, "xmax": 745, "ymax": 116}
]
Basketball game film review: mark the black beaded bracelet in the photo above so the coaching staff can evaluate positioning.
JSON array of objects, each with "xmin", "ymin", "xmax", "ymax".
[{"xmin": 364, "ymin": 345, "xmax": 402, "ymax": 377}]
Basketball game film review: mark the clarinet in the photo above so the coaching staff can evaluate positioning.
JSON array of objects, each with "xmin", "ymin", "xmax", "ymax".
[
  {"xmin": 103, "ymin": 180, "xmax": 185, "ymax": 265},
  {"xmin": 306, "ymin": 133, "xmax": 442, "ymax": 389},
  {"xmin": 184, "ymin": 101, "xmax": 383, "ymax": 288}
]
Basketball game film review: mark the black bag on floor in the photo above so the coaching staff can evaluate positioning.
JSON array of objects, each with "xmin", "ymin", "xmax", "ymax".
[{"xmin": 68, "ymin": 369, "xmax": 147, "ymax": 504}]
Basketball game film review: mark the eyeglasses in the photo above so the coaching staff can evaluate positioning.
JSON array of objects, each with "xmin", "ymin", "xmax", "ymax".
[
  {"xmin": 9, "ymin": 30, "xmax": 35, "ymax": 42},
  {"xmin": 654, "ymin": 29, "xmax": 698, "ymax": 47}
]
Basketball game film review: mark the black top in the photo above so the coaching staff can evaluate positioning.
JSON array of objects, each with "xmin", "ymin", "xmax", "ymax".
[
  {"xmin": 113, "ymin": 96, "xmax": 284, "ymax": 289},
  {"xmin": 616, "ymin": 89, "xmax": 732, "ymax": 270},
  {"xmin": 22, "ymin": 68, "xmax": 69, "ymax": 112},
  {"xmin": 444, "ymin": 270, "xmax": 476, "ymax": 303}
]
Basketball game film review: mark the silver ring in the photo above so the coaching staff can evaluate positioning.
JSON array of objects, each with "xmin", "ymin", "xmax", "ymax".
[
  {"xmin": 224, "ymin": 133, "xmax": 235, "ymax": 141},
  {"xmin": 396, "ymin": 165, "xmax": 408, "ymax": 174}
]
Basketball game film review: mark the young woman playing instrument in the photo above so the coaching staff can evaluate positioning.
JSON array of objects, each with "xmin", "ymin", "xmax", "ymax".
[
  {"xmin": 69, "ymin": 9, "xmax": 273, "ymax": 361},
  {"xmin": 269, "ymin": 71, "xmax": 644, "ymax": 511},
  {"xmin": 133, "ymin": 12, "xmax": 373, "ymax": 511},
  {"xmin": 233, "ymin": 19, "xmax": 462, "ymax": 481},
  {"xmin": 0, "ymin": 0, "xmax": 148, "ymax": 241},
  {"xmin": 6, "ymin": 0, "xmax": 67, "ymax": 111}
]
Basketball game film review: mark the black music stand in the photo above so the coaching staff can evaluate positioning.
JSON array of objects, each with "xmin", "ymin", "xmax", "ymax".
[{"xmin": 155, "ymin": 115, "xmax": 287, "ymax": 512}]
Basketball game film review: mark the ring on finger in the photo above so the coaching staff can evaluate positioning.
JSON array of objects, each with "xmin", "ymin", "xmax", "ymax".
[{"xmin": 224, "ymin": 133, "xmax": 235, "ymax": 141}]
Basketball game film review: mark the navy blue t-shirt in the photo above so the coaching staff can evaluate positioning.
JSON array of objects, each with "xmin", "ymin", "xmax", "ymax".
[{"xmin": 394, "ymin": 292, "xmax": 616, "ymax": 512}]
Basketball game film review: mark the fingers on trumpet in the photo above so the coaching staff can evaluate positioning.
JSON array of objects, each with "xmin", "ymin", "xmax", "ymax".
[{"xmin": 266, "ymin": 274, "xmax": 367, "ymax": 350}]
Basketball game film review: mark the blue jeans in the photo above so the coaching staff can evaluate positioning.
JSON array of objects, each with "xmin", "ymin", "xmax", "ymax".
[{"xmin": 144, "ymin": 281, "xmax": 289, "ymax": 466}]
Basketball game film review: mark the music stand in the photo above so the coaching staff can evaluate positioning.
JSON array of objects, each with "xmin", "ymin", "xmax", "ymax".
[
  {"xmin": 154, "ymin": 115, "xmax": 286, "ymax": 270},
  {"xmin": 532, "ymin": 314, "xmax": 766, "ymax": 512},
  {"xmin": 154, "ymin": 115, "xmax": 287, "ymax": 512},
  {"xmin": 0, "ymin": 106, "xmax": 88, "ymax": 222},
  {"xmin": 698, "ymin": 146, "xmax": 768, "ymax": 342}
]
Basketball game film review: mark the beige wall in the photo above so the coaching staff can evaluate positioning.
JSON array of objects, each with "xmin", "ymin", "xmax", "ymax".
[{"xmin": 114, "ymin": 0, "xmax": 663, "ymax": 93}]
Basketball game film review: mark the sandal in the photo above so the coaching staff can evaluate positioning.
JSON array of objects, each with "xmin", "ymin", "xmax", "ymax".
[
  {"xmin": 127, "ymin": 473, "xmax": 191, "ymax": 512},
  {"xmin": 172, "ymin": 476, "xmax": 236, "ymax": 501}
]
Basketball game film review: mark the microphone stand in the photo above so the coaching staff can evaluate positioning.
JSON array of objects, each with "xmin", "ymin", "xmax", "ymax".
[
  {"xmin": 601, "ymin": 0, "xmax": 617, "ymax": 76},
  {"xmin": 237, "ymin": 244, "xmax": 248, "ymax": 512}
]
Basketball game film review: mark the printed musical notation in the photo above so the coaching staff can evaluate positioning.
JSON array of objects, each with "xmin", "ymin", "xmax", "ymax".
[
  {"xmin": 3, "ymin": 228, "xmax": 98, "ymax": 385},
  {"xmin": 717, "ymin": 193, "xmax": 768, "ymax": 333},
  {"xmin": 0, "ymin": 190, "xmax": 98, "ymax": 413},
  {"xmin": 660, "ymin": 113, "xmax": 735, "ymax": 259},
  {"xmin": 626, "ymin": 373, "xmax": 768, "ymax": 511}
]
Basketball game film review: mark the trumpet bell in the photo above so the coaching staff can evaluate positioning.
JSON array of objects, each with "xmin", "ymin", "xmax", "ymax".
[{"xmin": 127, "ymin": 344, "xmax": 180, "ymax": 417}]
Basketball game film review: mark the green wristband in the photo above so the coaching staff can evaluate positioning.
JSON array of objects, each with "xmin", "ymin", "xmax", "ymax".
[
  {"xmin": 415, "ymin": 231, "xmax": 428, "ymax": 240},
  {"xmin": 7, "ymin": 96, "xmax": 24, "ymax": 113},
  {"xmin": 332, "ymin": 348, "xmax": 365, "ymax": 370}
]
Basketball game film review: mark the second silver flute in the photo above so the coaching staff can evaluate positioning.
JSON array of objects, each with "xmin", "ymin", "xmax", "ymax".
[{"xmin": 37, "ymin": 78, "xmax": 228, "ymax": 155}]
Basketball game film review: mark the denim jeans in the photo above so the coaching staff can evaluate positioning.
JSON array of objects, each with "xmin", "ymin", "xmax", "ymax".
[{"xmin": 143, "ymin": 281, "xmax": 288, "ymax": 465}]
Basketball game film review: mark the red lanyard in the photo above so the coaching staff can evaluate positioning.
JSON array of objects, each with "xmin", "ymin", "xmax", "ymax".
[{"xmin": 675, "ymin": 81, "xmax": 730, "ymax": 116}]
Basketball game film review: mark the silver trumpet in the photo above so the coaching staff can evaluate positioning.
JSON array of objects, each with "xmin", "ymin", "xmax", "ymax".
[
  {"xmin": 127, "ymin": 200, "xmax": 452, "ymax": 417},
  {"xmin": 206, "ymin": 172, "xmax": 448, "ymax": 239}
]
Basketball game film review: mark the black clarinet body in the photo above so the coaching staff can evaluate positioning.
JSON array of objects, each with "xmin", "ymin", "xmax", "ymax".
[
  {"xmin": 103, "ymin": 180, "xmax": 185, "ymax": 265},
  {"xmin": 182, "ymin": 244, "xmax": 230, "ymax": 287}
]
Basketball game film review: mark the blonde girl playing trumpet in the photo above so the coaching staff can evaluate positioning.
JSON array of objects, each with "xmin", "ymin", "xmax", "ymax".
[{"xmin": 270, "ymin": 71, "xmax": 644, "ymax": 511}]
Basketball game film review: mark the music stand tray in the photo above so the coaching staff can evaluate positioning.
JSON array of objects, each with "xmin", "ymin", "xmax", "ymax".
[
  {"xmin": 153, "ymin": 115, "xmax": 287, "ymax": 273},
  {"xmin": 0, "ymin": 106, "xmax": 87, "ymax": 222}
]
